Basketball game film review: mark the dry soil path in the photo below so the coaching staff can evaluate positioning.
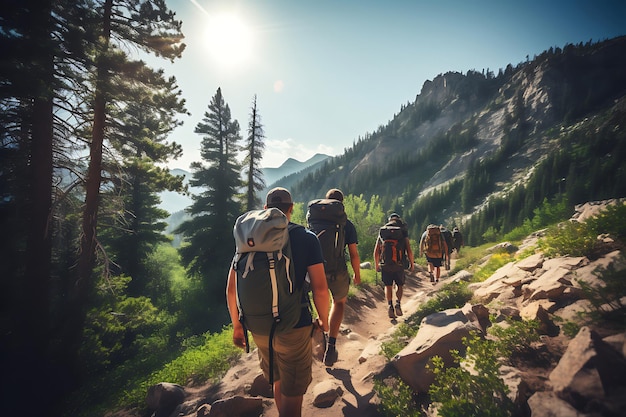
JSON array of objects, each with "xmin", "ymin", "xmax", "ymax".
[{"xmin": 207, "ymin": 262, "xmax": 456, "ymax": 417}]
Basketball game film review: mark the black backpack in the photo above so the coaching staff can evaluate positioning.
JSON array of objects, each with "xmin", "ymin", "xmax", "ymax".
[
  {"xmin": 378, "ymin": 222, "xmax": 406, "ymax": 269},
  {"xmin": 306, "ymin": 199, "xmax": 348, "ymax": 275}
]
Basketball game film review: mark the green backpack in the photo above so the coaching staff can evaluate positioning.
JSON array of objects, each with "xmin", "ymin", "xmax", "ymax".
[
  {"xmin": 233, "ymin": 208, "xmax": 307, "ymax": 337},
  {"xmin": 233, "ymin": 209, "xmax": 309, "ymax": 385}
]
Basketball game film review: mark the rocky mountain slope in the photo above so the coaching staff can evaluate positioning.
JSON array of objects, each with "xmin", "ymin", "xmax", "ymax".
[{"xmin": 290, "ymin": 37, "xmax": 626, "ymax": 229}]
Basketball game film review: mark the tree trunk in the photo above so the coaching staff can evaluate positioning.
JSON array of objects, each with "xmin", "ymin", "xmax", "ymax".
[{"xmin": 62, "ymin": 0, "xmax": 113, "ymax": 382}]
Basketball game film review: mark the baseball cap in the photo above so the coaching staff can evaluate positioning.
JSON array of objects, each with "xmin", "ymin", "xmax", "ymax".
[
  {"xmin": 325, "ymin": 188, "xmax": 344, "ymax": 201},
  {"xmin": 388, "ymin": 213, "xmax": 400, "ymax": 221},
  {"xmin": 266, "ymin": 187, "xmax": 293, "ymax": 206}
]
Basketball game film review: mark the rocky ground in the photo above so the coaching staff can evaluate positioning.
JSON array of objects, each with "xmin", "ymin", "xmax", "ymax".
[
  {"xmin": 185, "ymin": 266, "xmax": 444, "ymax": 417},
  {"xmin": 116, "ymin": 200, "xmax": 626, "ymax": 417}
]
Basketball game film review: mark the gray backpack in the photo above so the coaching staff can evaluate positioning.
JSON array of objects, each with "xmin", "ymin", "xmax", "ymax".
[{"xmin": 233, "ymin": 208, "xmax": 306, "ymax": 337}]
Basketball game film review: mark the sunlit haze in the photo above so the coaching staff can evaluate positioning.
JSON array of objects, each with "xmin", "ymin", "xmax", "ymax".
[
  {"xmin": 159, "ymin": 0, "xmax": 625, "ymax": 170},
  {"xmin": 203, "ymin": 12, "xmax": 254, "ymax": 69}
]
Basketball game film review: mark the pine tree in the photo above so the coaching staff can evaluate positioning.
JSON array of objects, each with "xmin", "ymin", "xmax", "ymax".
[
  {"xmin": 176, "ymin": 87, "xmax": 242, "ymax": 329},
  {"xmin": 99, "ymin": 67, "xmax": 187, "ymax": 297},
  {"xmin": 66, "ymin": 0, "xmax": 185, "ymax": 383},
  {"xmin": 242, "ymin": 94, "xmax": 266, "ymax": 211}
]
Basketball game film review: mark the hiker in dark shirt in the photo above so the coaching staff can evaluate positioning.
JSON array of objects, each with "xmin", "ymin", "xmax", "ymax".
[
  {"xmin": 374, "ymin": 213, "xmax": 414, "ymax": 319},
  {"xmin": 320, "ymin": 188, "xmax": 361, "ymax": 367},
  {"xmin": 226, "ymin": 187, "xmax": 330, "ymax": 417}
]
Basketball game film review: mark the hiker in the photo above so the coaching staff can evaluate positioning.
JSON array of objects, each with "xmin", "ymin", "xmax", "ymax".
[
  {"xmin": 307, "ymin": 188, "xmax": 361, "ymax": 367},
  {"xmin": 452, "ymin": 226, "xmax": 464, "ymax": 254},
  {"xmin": 373, "ymin": 213, "xmax": 414, "ymax": 319},
  {"xmin": 440, "ymin": 225, "xmax": 454, "ymax": 270},
  {"xmin": 226, "ymin": 187, "xmax": 330, "ymax": 417},
  {"xmin": 419, "ymin": 224, "xmax": 448, "ymax": 284}
]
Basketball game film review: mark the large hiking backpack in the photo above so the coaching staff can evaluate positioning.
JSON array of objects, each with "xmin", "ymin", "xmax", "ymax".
[
  {"xmin": 306, "ymin": 199, "xmax": 348, "ymax": 275},
  {"xmin": 424, "ymin": 225, "xmax": 444, "ymax": 258},
  {"xmin": 378, "ymin": 223, "xmax": 406, "ymax": 269},
  {"xmin": 233, "ymin": 208, "xmax": 307, "ymax": 338}
]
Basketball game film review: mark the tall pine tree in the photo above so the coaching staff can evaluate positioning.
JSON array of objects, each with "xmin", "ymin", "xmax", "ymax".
[
  {"xmin": 176, "ymin": 87, "xmax": 242, "ymax": 331},
  {"xmin": 64, "ymin": 0, "xmax": 185, "ymax": 386},
  {"xmin": 243, "ymin": 94, "xmax": 266, "ymax": 210}
]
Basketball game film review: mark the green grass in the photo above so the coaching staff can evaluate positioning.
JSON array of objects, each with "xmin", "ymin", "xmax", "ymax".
[{"xmin": 63, "ymin": 328, "xmax": 242, "ymax": 417}]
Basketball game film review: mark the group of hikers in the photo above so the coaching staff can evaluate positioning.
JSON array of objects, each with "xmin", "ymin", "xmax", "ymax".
[{"xmin": 226, "ymin": 187, "xmax": 463, "ymax": 417}]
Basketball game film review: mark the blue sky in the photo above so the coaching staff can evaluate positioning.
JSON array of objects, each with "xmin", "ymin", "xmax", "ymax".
[{"xmin": 158, "ymin": 0, "xmax": 625, "ymax": 169}]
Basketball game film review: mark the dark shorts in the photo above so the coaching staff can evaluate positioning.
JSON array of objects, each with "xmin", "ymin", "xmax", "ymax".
[
  {"xmin": 381, "ymin": 266, "xmax": 405, "ymax": 287},
  {"xmin": 426, "ymin": 256, "xmax": 444, "ymax": 267}
]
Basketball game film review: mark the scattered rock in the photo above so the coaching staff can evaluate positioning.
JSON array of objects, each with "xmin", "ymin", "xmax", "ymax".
[
  {"xmin": 312, "ymin": 380, "xmax": 343, "ymax": 408},
  {"xmin": 146, "ymin": 382, "xmax": 185, "ymax": 417}
]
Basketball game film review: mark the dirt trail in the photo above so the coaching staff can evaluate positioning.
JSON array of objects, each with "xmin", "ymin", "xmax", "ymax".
[{"xmin": 209, "ymin": 263, "xmax": 455, "ymax": 417}]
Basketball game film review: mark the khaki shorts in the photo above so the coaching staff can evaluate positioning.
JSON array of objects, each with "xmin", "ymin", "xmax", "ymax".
[
  {"xmin": 326, "ymin": 269, "xmax": 350, "ymax": 300},
  {"xmin": 251, "ymin": 325, "xmax": 313, "ymax": 396}
]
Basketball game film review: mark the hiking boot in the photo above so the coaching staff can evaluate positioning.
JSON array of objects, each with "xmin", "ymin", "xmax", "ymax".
[
  {"xmin": 395, "ymin": 303, "xmax": 403, "ymax": 317},
  {"xmin": 323, "ymin": 345, "xmax": 338, "ymax": 366},
  {"xmin": 388, "ymin": 305, "xmax": 396, "ymax": 319},
  {"xmin": 429, "ymin": 272, "xmax": 435, "ymax": 282}
]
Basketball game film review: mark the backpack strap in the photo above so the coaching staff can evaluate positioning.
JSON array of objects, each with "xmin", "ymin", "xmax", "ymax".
[{"xmin": 268, "ymin": 251, "xmax": 280, "ymax": 323}]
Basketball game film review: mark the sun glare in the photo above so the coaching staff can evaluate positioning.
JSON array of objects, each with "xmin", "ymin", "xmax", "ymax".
[{"xmin": 204, "ymin": 13, "xmax": 253, "ymax": 68}]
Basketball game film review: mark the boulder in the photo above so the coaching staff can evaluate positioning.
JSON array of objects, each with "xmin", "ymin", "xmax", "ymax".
[
  {"xmin": 515, "ymin": 253, "xmax": 544, "ymax": 272},
  {"xmin": 549, "ymin": 326, "xmax": 626, "ymax": 409},
  {"xmin": 146, "ymin": 382, "xmax": 185, "ymax": 417},
  {"xmin": 519, "ymin": 302, "xmax": 558, "ymax": 335},
  {"xmin": 312, "ymin": 379, "xmax": 343, "ymax": 408},
  {"xmin": 527, "ymin": 391, "xmax": 590, "ymax": 417},
  {"xmin": 203, "ymin": 396, "xmax": 263, "ymax": 417},
  {"xmin": 499, "ymin": 365, "xmax": 529, "ymax": 407},
  {"xmin": 360, "ymin": 261, "xmax": 372, "ymax": 269},
  {"xmin": 391, "ymin": 307, "xmax": 482, "ymax": 393},
  {"xmin": 249, "ymin": 374, "xmax": 273, "ymax": 398}
]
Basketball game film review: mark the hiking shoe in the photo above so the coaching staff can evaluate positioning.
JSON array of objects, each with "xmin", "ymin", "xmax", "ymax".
[
  {"xmin": 388, "ymin": 305, "xmax": 396, "ymax": 319},
  {"xmin": 395, "ymin": 303, "xmax": 403, "ymax": 317},
  {"xmin": 323, "ymin": 346, "xmax": 338, "ymax": 366}
]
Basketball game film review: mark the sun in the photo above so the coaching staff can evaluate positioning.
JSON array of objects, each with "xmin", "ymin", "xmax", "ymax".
[{"xmin": 204, "ymin": 12, "xmax": 253, "ymax": 68}]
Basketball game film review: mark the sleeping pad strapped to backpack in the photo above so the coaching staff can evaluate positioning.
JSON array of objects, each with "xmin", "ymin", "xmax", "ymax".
[{"xmin": 306, "ymin": 199, "xmax": 348, "ymax": 275}]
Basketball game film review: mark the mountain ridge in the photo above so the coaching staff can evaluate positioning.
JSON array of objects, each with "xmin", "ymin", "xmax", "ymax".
[{"xmin": 289, "ymin": 36, "xmax": 626, "ymax": 242}]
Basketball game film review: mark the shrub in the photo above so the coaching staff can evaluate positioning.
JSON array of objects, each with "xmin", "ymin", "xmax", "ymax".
[
  {"xmin": 473, "ymin": 252, "xmax": 514, "ymax": 282},
  {"xmin": 576, "ymin": 263, "xmax": 626, "ymax": 327},
  {"xmin": 585, "ymin": 203, "xmax": 626, "ymax": 240},
  {"xmin": 538, "ymin": 220, "xmax": 596, "ymax": 257},
  {"xmin": 488, "ymin": 317, "xmax": 540, "ymax": 357},
  {"xmin": 375, "ymin": 376, "xmax": 421, "ymax": 417},
  {"xmin": 429, "ymin": 333, "xmax": 514, "ymax": 417}
]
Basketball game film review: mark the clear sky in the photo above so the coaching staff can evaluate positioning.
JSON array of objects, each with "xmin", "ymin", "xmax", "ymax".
[{"xmin": 157, "ymin": 0, "xmax": 625, "ymax": 170}]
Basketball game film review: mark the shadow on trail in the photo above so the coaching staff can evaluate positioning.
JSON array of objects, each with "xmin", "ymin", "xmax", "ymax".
[{"xmin": 326, "ymin": 368, "xmax": 378, "ymax": 417}]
